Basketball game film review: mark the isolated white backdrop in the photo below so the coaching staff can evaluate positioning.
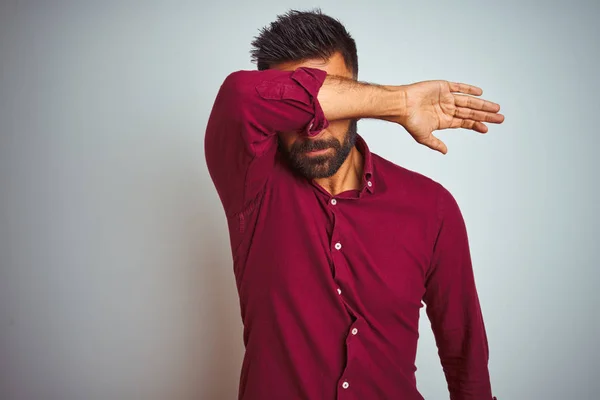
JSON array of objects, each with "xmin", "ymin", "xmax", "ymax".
[{"xmin": 0, "ymin": 1, "xmax": 598, "ymax": 399}]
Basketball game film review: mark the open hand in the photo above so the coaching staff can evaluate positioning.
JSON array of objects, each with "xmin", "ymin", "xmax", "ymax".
[{"xmin": 395, "ymin": 81, "xmax": 505, "ymax": 154}]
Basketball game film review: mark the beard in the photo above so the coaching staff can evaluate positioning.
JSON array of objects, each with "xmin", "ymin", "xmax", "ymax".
[{"xmin": 279, "ymin": 120, "xmax": 358, "ymax": 180}]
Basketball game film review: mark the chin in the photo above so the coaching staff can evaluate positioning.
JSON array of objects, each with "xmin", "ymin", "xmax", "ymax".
[
  {"xmin": 302, "ymin": 164, "xmax": 340, "ymax": 179},
  {"xmin": 303, "ymin": 171, "xmax": 331, "ymax": 179},
  {"xmin": 289, "ymin": 149, "xmax": 346, "ymax": 180}
]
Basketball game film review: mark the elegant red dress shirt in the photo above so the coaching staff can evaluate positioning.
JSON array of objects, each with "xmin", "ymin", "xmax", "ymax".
[{"xmin": 204, "ymin": 67, "xmax": 496, "ymax": 400}]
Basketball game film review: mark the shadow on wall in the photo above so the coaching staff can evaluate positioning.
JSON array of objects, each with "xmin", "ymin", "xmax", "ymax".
[
  {"xmin": 178, "ymin": 161, "xmax": 244, "ymax": 399},
  {"xmin": 196, "ymin": 223, "xmax": 244, "ymax": 399}
]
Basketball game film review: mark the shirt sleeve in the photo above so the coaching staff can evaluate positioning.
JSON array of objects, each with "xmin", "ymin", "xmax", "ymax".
[
  {"xmin": 423, "ymin": 186, "xmax": 496, "ymax": 400},
  {"xmin": 204, "ymin": 67, "xmax": 329, "ymax": 216}
]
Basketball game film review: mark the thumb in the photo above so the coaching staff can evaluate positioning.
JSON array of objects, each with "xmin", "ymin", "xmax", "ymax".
[{"xmin": 418, "ymin": 134, "xmax": 448, "ymax": 155}]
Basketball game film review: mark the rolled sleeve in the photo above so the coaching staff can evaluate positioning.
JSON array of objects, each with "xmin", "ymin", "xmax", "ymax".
[
  {"xmin": 254, "ymin": 67, "xmax": 329, "ymax": 136},
  {"xmin": 291, "ymin": 67, "xmax": 329, "ymax": 135}
]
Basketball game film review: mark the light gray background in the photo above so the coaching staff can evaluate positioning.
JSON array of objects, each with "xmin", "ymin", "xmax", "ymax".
[{"xmin": 1, "ymin": 1, "xmax": 598, "ymax": 399}]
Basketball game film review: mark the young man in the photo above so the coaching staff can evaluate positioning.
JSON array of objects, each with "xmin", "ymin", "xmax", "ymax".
[{"xmin": 205, "ymin": 9, "xmax": 503, "ymax": 400}]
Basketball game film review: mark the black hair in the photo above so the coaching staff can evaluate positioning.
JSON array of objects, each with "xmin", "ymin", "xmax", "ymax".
[{"xmin": 250, "ymin": 9, "xmax": 358, "ymax": 78}]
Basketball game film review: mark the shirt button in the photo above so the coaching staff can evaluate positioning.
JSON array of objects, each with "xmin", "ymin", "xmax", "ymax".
[
  {"xmin": 334, "ymin": 242, "xmax": 342, "ymax": 250},
  {"xmin": 367, "ymin": 180, "xmax": 373, "ymax": 187},
  {"xmin": 330, "ymin": 198, "xmax": 337, "ymax": 205},
  {"xmin": 351, "ymin": 328, "xmax": 358, "ymax": 335},
  {"xmin": 337, "ymin": 288, "xmax": 342, "ymax": 295},
  {"xmin": 342, "ymin": 381, "xmax": 350, "ymax": 389}
]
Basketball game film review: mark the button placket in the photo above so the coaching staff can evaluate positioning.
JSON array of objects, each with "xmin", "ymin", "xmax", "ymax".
[{"xmin": 329, "ymin": 194, "xmax": 354, "ymax": 398}]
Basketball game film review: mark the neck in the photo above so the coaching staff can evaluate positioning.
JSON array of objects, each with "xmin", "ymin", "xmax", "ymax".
[{"xmin": 314, "ymin": 146, "xmax": 364, "ymax": 196}]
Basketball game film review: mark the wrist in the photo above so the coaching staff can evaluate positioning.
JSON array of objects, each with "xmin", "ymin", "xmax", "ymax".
[{"xmin": 376, "ymin": 85, "xmax": 409, "ymax": 121}]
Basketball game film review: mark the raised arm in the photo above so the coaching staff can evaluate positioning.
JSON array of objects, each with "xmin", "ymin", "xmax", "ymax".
[{"xmin": 204, "ymin": 67, "xmax": 504, "ymax": 214}]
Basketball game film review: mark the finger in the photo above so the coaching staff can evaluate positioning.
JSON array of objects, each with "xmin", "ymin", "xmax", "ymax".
[
  {"xmin": 448, "ymin": 82, "xmax": 483, "ymax": 96},
  {"xmin": 454, "ymin": 94, "xmax": 501, "ymax": 112},
  {"xmin": 453, "ymin": 107, "xmax": 505, "ymax": 123},
  {"xmin": 417, "ymin": 134, "xmax": 448, "ymax": 154},
  {"xmin": 448, "ymin": 118, "xmax": 488, "ymax": 133},
  {"xmin": 471, "ymin": 121, "xmax": 488, "ymax": 133}
]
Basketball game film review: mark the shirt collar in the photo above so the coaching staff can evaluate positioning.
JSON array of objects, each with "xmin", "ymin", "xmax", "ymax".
[
  {"xmin": 356, "ymin": 134, "xmax": 375, "ymax": 195},
  {"xmin": 307, "ymin": 134, "xmax": 376, "ymax": 198}
]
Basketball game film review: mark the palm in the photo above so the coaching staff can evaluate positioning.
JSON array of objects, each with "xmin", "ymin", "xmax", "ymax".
[{"xmin": 400, "ymin": 80, "xmax": 504, "ymax": 154}]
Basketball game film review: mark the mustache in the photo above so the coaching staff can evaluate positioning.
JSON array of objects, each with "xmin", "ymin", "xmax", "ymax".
[{"xmin": 291, "ymin": 138, "xmax": 340, "ymax": 153}]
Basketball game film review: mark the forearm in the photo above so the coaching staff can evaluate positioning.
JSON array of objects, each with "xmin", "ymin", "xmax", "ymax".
[{"xmin": 318, "ymin": 75, "xmax": 407, "ymax": 121}]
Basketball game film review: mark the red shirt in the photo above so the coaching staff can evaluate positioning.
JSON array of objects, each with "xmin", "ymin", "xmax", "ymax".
[{"xmin": 205, "ymin": 67, "xmax": 496, "ymax": 400}]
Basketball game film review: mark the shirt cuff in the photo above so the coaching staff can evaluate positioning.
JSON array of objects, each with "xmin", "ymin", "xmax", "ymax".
[{"xmin": 290, "ymin": 67, "xmax": 330, "ymax": 136}]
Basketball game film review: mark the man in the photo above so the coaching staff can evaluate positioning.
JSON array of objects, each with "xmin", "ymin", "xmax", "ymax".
[{"xmin": 205, "ymin": 9, "xmax": 503, "ymax": 400}]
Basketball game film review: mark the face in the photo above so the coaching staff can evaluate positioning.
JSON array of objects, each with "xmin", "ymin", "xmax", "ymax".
[{"xmin": 272, "ymin": 52, "xmax": 358, "ymax": 179}]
